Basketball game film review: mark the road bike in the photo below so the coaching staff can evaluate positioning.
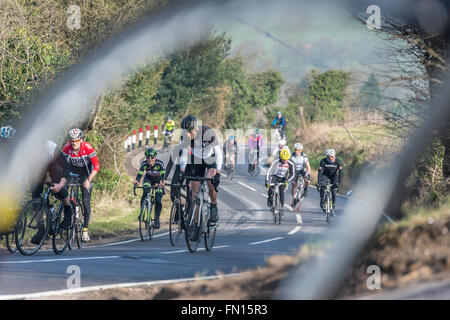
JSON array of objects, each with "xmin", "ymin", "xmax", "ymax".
[
  {"xmin": 184, "ymin": 176, "xmax": 217, "ymax": 253},
  {"xmin": 248, "ymin": 148, "xmax": 260, "ymax": 177},
  {"xmin": 269, "ymin": 182, "xmax": 284, "ymax": 225},
  {"xmin": 163, "ymin": 131, "xmax": 173, "ymax": 150},
  {"xmin": 134, "ymin": 185, "xmax": 159, "ymax": 241},
  {"xmin": 320, "ymin": 182, "xmax": 334, "ymax": 224},
  {"xmin": 223, "ymin": 154, "xmax": 235, "ymax": 179},
  {"xmin": 0, "ymin": 220, "xmax": 20, "ymax": 253},
  {"xmin": 66, "ymin": 173, "xmax": 85, "ymax": 250},
  {"xmin": 292, "ymin": 177, "xmax": 305, "ymax": 212},
  {"xmin": 166, "ymin": 182, "xmax": 189, "ymax": 246},
  {"xmin": 15, "ymin": 182, "xmax": 54, "ymax": 255}
]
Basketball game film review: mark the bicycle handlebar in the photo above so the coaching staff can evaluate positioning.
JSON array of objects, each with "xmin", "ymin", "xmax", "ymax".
[
  {"xmin": 183, "ymin": 176, "xmax": 213, "ymax": 182},
  {"xmin": 133, "ymin": 185, "xmax": 160, "ymax": 196}
]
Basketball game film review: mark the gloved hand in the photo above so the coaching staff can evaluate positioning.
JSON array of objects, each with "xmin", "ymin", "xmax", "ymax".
[
  {"xmin": 265, "ymin": 182, "xmax": 270, "ymax": 190},
  {"xmin": 316, "ymin": 184, "xmax": 320, "ymax": 192}
]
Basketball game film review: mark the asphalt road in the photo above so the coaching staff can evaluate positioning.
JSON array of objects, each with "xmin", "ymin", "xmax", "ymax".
[{"xmin": 0, "ymin": 144, "xmax": 345, "ymax": 297}]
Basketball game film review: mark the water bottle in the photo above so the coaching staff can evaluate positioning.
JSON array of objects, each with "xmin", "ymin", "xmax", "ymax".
[{"xmin": 75, "ymin": 205, "xmax": 80, "ymax": 219}]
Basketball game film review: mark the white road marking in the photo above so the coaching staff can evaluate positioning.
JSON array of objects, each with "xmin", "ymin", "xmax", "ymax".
[
  {"xmin": 220, "ymin": 172, "xmax": 228, "ymax": 178},
  {"xmin": 296, "ymin": 214, "xmax": 303, "ymax": 224},
  {"xmin": 161, "ymin": 245, "xmax": 229, "ymax": 254},
  {"xmin": 240, "ymin": 225, "xmax": 261, "ymax": 230},
  {"xmin": 288, "ymin": 226, "xmax": 302, "ymax": 235},
  {"xmin": 88, "ymin": 232, "xmax": 170, "ymax": 248},
  {"xmin": 285, "ymin": 204, "xmax": 293, "ymax": 211},
  {"xmin": 0, "ymin": 272, "xmax": 243, "ymax": 300},
  {"xmin": 261, "ymin": 194, "xmax": 268, "ymax": 198},
  {"xmin": 250, "ymin": 237, "xmax": 284, "ymax": 245},
  {"xmin": 0, "ymin": 255, "xmax": 120, "ymax": 264},
  {"xmin": 238, "ymin": 181, "xmax": 257, "ymax": 192}
]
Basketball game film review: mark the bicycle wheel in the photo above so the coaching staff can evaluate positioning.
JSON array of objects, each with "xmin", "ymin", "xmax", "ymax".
[
  {"xmin": 148, "ymin": 202, "xmax": 154, "ymax": 241},
  {"xmin": 138, "ymin": 202, "xmax": 148, "ymax": 241},
  {"xmin": 75, "ymin": 201, "xmax": 84, "ymax": 249},
  {"xmin": 16, "ymin": 199, "xmax": 49, "ymax": 256},
  {"xmin": 185, "ymin": 200, "xmax": 201, "ymax": 253},
  {"xmin": 204, "ymin": 214, "xmax": 217, "ymax": 252},
  {"xmin": 5, "ymin": 232, "xmax": 17, "ymax": 253},
  {"xmin": 272, "ymin": 194, "xmax": 277, "ymax": 224},
  {"xmin": 52, "ymin": 204, "xmax": 72, "ymax": 255},
  {"xmin": 325, "ymin": 194, "xmax": 331, "ymax": 224},
  {"xmin": 169, "ymin": 202, "xmax": 181, "ymax": 246}
]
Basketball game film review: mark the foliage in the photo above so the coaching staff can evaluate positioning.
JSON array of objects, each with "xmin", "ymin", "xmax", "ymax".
[
  {"xmin": 303, "ymin": 69, "xmax": 351, "ymax": 122},
  {"xmin": 358, "ymin": 73, "xmax": 382, "ymax": 109}
]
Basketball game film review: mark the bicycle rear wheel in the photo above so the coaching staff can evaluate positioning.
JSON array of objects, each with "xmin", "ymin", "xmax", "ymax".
[
  {"xmin": 52, "ymin": 204, "xmax": 72, "ymax": 255},
  {"xmin": 139, "ymin": 202, "xmax": 149, "ymax": 241},
  {"xmin": 75, "ymin": 201, "xmax": 84, "ymax": 249},
  {"xmin": 169, "ymin": 202, "xmax": 182, "ymax": 246},
  {"xmin": 148, "ymin": 203, "xmax": 154, "ymax": 240},
  {"xmin": 272, "ymin": 195, "xmax": 277, "ymax": 224},
  {"xmin": 185, "ymin": 201, "xmax": 201, "ymax": 253},
  {"xmin": 16, "ymin": 199, "xmax": 49, "ymax": 256}
]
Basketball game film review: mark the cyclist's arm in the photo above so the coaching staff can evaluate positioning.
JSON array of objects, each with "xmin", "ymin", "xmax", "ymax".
[
  {"xmin": 265, "ymin": 160, "xmax": 278, "ymax": 184},
  {"xmin": 135, "ymin": 164, "xmax": 146, "ymax": 184},
  {"xmin": 180, "ymin": 148, "xmax": 188, "ymax": 172},
  {"xmin": 157, "ymin": 160, "xmax": 166, "ymax": 183},
  {"xmin": 287, "ymin": 161, "xmax": 295, "ymax": 182},
  {"xmin": 164, "ymin": 156, "xmax": 174, "ymax": 180},
  {"xmin": 318, "ymin": 159, "xmax": 325, "ymax": 185},
  {"xmin": 271, "ymin": 118, "xmax": 277, "ymax": 126},
  {"xmin": 337, "ymin": 159, "xmax": 343, "ymax": 185},
  {"xmin": 214, "ymin": 144, "xmax": 223, "ymax": 172}
]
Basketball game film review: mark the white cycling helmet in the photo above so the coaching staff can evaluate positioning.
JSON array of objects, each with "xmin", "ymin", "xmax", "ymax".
[
  {"xmin": 0, "ymin": 126, "xmax": 16, "ymax": 139},
  {"xmin": 279, "ymin": 139, "xmax": 286, "ymax": 146},
  {"xmin": 325, "ymin": 148, "xmax": 336, "ymax": 157},
  {"xmin": 68, "ymin": 128, "xmax": 84, "ymax": 140},
  {"xmin": 294, "ymin": 143, "xmax": 303, "ymax": 150}
]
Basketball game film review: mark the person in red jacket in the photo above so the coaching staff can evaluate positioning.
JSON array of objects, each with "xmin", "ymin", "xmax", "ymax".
[{"xmin": 62, "ymin": 128, "xmax": 100, "ymax": 242}]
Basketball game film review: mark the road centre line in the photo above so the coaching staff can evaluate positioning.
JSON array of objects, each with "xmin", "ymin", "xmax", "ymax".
[
  {"xmin": 88, "ymin": 232, "xmax": 170, "ymax": 248},
  {"xmin": 160, "ymin": 245, "xmax": 229, "ymax": 254},
  {"xmin": 0, "ymin": 255, "xmax": 120, "ymax": 264},
  {"xmin": 250, "ymin": 237, "xmax": 284, "ymax": 245},
  {"xmin": 288, "ymin": 226, "xmax": 302, "ymax": 235},
  {"xmin": 296, "ymin": 214, "xmax": 303, "ymax": 224},
  {"xmin": 238, "ymin": 181, "xmax": 257, "ymax": 192}
]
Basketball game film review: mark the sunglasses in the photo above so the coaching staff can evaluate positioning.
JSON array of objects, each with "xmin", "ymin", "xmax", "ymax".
[
  {"xmin": 147, "ymin": 156, "xmax": 156, "ymax": 160},
  {"xmin": 70, "ymin": 139, "xmax": 81, "ymax": 144}
]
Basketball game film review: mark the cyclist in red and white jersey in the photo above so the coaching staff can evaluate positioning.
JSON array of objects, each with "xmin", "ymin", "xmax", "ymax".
[{"xmin": 62, "ymin": 128, "xmax": 100, "ymax": 242}]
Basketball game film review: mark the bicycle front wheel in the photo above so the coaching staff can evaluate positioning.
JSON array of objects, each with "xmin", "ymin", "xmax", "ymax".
[
  {"xmin": 325, "ymin": 195, "xmax": 331, "ymax": 224},
  {"xmin": 204, "ymin": 218, "xmax": 217, "ymax": 252},
  {"xmin": 52, "ymin": 205, "xmax": 72, "ymax": 255},
  {"xmin": 185, "ymin": 201, "xmax": 201, "ymax": 253},
  {"xmin": 16, "ymin": 199, "xmax": 49, "ymax": 256},
  {"xmin": 169, "ymin": 202, "xmax": 181, "ymax": 246},
  {"xmin": 139, "ymin": 203, "xmax": 148, "ymax": 241}
]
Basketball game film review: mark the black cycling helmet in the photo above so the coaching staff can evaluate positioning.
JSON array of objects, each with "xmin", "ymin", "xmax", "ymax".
[
  {"xmin": 145, "ymin": 147, "xmax": 157, "ymax": 158},
  {"xmin": 181, "ymin": 115, "xmax": 198, "ymax": 131}
]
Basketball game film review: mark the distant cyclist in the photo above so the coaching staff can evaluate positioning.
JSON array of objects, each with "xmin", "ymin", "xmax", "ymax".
[
  {"xmin": 265, "ymin": 148, "xmax": 295, "ymax": 214},
  {"xmin": 271, "ymin": 139, "xmax": 291, "ymax": 160},
  {"xmin": 223, "ymin": 135, "xmax": 238, "ymax": 174},
  {"xmin": 271, "ymin": 111, "xmax": 286, "ymax": 140},
  {"xmin": 290, "ymin": 143, "xmax": 311, "ymax": 205},
  {"xmin": 162, "ymin": 116, "xmax": 175, "ymax": 144},
  {"xmin": 317, "ymin": 148, "xmax": 343, "ymax": 214},
  {"xmin": 248, "ymin": 128, "xmax": 263, "ymax": 173},
  {"xmin": 62, "ymin": 128, "xmax": 100, "ymax": 242},
  {"xmin": 179, "ymin": 115, "xmax": 222, "ymax": 242},
  {"xmin": 133, "ymin": 147, "xmax": 166, "ymax": 229}
]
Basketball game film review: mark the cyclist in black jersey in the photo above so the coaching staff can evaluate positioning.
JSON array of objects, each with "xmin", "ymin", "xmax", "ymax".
[
  {"xmin": 317, "ymin": 148, "xmax": 343, "ymax": 213},
  {"xmin": 179, "ymin": 115, "xmax": 223, "ymax": 242},
  {"xmin": 133, "ymin": 147, "xmax": 166, "ymax": 229}
]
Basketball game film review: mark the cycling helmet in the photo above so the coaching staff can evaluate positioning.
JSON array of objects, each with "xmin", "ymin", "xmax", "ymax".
[
  {"xmin": 255, "ymin": 128, "xmax": 260, "ymax": 134},
  {"xmin": 68, "ymin": 128, "xmax": 84, "ymax": 140},
  {"xmin": 181, "ymin": 115, "xmax": 198, "ymax": 131},
  {"xmin": 325, "ymin": 148, "xmax": 336, "ymax": 157},
  {"xmin": 167, "ymin": 116, "xmax": 172, "ymax": 121},
  {"xmin": 228, "ymin": 135, "xmax": 235, "ymax": 141},
  {"xmin": 280, "ymin": 147, "xmax": 291, "ymax": 160},
  {"xmin": 145, "ymin": 147, "xmax": 157, "ymax": 158},
  {"xmin": 279, "ymin": 139, "xmax": 286, "ymax": 146},
  {"xmin": 277, "ymin": 111, "xmax": 282, "ymax": 116},
  {"xmin": 294, "ymin": 143, "xmax": 303, "ymax": 150},
  {"xmin": 0, "ymin": 126, "xmax": 16, "ymax": 139}
]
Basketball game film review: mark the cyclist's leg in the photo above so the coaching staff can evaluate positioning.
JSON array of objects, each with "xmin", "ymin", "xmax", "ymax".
[
  {"xmin": 154, "ymin": 188, "xmax": 163, "ymax": 229},
  {"xmin": 55, "ymin": 187, "xmax": 72, "ymax": 229},
  {"xmin": 206, "ymin": 166, "xmax": 219, "ymax": 222},
  {"xmin": 279, "ymin": 181, "xmax": 286, "ymax": 208},
  {"xmin": 79, "ymin": 183, "xmax": 92, "ymax": 241},
  {"xmin": 170, "ymin": 164, "xmax": 181, "ymax": 202}
]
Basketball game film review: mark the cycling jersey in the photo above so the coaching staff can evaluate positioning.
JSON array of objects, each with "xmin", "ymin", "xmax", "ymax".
[
  {"xmin": 136, "ymin": 159, "xmax": 166, "ymax": 184},
  {"xmin": 291, "ymin": 152, "xmax": 309, "ymax": 172},
  {"xmin": 223, "ymin": 140, "xmax": 238, "ymax": 155},
  {"xmin": 249, "ymin": 134, "xmax": 263, "ymax": 150},
  {"xmin": 272, "ymin": 116, "xmax": 285, "ymax": 128},
  {"xmin": 62, "ymin": 141, "xmax": 100, "ymax": 176},
  {"xmin": 265, "ymin": 159, "xmax": 295, "ymax": 183},
  {"xmin": 318, "ymin": 157, "xmax": 343, "ymax": 185},
  {"xmin": 180, "ymin": 125, "xmax": 223, "ymax": 172},
  {"xmin": 164, "ymin": 120, "xmax": 175, "ymax": 132}
]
